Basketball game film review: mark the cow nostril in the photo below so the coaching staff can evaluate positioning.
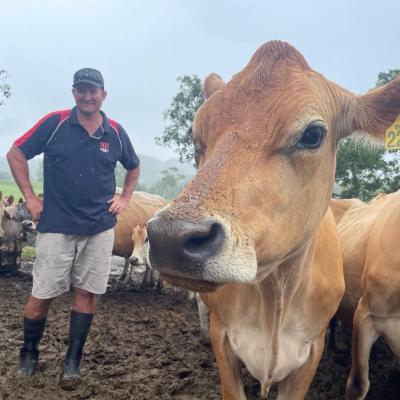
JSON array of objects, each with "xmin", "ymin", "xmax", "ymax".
[{"xmin": 183, "ymin": 222, "xmax": 224, "ymax": 259}]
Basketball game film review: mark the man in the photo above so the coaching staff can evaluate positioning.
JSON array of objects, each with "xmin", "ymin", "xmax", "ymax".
[{"xmin": 6, "ymin": 68, "xmax": 140, "ymax": 382}]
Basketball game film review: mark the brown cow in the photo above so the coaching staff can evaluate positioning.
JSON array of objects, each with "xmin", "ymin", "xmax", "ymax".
[
  {"xmin": 113, "ymin": 191, "xmax": 165, "ymax": 284},
  {"xmin": 147, "ymin": 40, "xmax": 400, "ymax": 399},
  {"xmin": 128, "ymin": 224, "xmax": 159, "ymax": 287},
  {"xmin": 331, "ymin": 192, "xmax": 400, "ymax": 399},
  {"xmin": 0, "ymin": 192, "xmax": 5, "ymax": 241}
]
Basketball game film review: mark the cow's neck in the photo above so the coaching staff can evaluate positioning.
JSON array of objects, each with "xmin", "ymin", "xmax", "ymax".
[{"xmin": 258, "ymin": 239, "xmax": 315, "ymax": 376}]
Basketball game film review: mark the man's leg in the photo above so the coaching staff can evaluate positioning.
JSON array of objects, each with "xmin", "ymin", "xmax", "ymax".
[
  {"xmin": 18, "ymin": 232, "xmax": 74, "ymax": 376},
  {"xmin": 18, "ymin": 296, "xmax": 52, "ymax": 375},
  {"xmin": 62, "ymin": 228, "xmax": 114, "ymax": 381},
  {"xmin": 62, "ymin": 288, "xmax": 96, "ymax": 380}
]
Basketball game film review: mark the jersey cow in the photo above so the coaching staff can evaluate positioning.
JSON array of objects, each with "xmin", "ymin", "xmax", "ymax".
[
  {"xmin": 113, "ymin": 191, "xmax": 165, "ymax": 285},
  {"xmin": 331, "ymin": 192, "xmax": 400, "ymax": 400},
  {"xmin": 147, "ymin": 41, "xmax": 400, "ymax": 399}
]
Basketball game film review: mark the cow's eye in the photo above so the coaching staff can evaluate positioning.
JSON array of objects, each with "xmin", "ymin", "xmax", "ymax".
[
  {"xmin": 297, "ymin": 124, "xmax": 326, "ymax": 150},
  {"xmin": 194, "ymin": 145, "xmax": 204, "ymax": 168}
]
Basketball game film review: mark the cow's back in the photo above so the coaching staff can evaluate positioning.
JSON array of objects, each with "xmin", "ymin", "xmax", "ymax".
[
  {"xmin": 336, "ymin": 192, "xmax": 399, "ymax": 325},
  {"xmin": 113, "ymin": 191, "xmax": 166, "ymax": 257}
]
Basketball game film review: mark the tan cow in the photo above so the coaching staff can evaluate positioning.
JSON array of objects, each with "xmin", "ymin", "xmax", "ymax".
[
  {"xmin": 113, "ymin": 191, "xmax": 166, "ymax": 284},
  {"xmin": 147, "ymin": 40, "xmax": 400, "ymax": 399},
  {"xmin": 128, "ymin": 224, "xmax": 160, "ymax": 288},
  {"xmin": 0, "ymin": 192, "xmax": 5, "ymax": 241},
  {"xmin": 331, "ymin": 192, "xmax": 400, "ymax": 399}
]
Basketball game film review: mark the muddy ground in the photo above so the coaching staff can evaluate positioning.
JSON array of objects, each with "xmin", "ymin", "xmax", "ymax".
[{"xmin": 0, "ymin": 259, "xmax": 398, "ymax": 400}]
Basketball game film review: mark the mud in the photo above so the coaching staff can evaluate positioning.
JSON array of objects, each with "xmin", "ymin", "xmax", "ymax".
[{"xmin": 0, "ymin": 260, "xmax": 398, "ymax": 400}]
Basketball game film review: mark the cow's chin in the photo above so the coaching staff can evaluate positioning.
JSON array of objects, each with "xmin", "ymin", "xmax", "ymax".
[{"xmin": 160, "ymin": 273, "xmax": 222, "ymax": 293}]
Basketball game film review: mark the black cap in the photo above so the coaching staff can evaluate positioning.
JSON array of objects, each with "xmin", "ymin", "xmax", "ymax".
[{"xmin": 73, "ymin": 68, "xmax": 104, "ymax": 88}]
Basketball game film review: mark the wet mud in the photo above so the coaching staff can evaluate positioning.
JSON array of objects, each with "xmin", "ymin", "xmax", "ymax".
[{"xmin": 0, "ymin": 261, "xmax": 398, "ymax": 399}]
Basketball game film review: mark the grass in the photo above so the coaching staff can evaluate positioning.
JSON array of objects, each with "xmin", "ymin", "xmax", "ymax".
[
  {"xmin": 21, "ymin": 246, "xmax": 36, "ymax": 261},
  {"xmin": 0, "ymin": 180, "xmax": 43, "ymax": 200}
]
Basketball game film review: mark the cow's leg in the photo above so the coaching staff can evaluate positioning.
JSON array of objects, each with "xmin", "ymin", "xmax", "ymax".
[
  {"xmin": 129, "ymin": 261, "xmax": 135, "ymax": 283},
  {"xmin": 277, "ymin": 329, "xmax": 325, "ymax": 400},
  {"xmin": 328, "ymin": 317, "xmax": 337, "ymax": 352},
  {"xmin": 120, "ymin": 258, "xmax": 130, "ymax": 283},
  {"xmin": 380, "ymin": 318, "xmax": 400, "ymax": 384},
  {"xmin": 346, "ymin": 299, "xmax": 378, "ymax": 400},
  {"xmin": 141, "ymin": 265, "xmax": 151, "ymax": 288},
  {"xmin": 209, "ymin": 311, "xmax": 246, "ymax": 400},
  {"xmin": 196, "ymin": 293, "xmax": 210, "ymax": 345}
]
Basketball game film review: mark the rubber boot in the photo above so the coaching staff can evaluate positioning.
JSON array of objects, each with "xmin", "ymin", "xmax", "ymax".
[
  {"xmin": 62, "ymin": 311, "xmax": 93, "ymax": 381},
  {"xmin": 18, "ymin": 317, "xmax": 46, "ymax": 375}
]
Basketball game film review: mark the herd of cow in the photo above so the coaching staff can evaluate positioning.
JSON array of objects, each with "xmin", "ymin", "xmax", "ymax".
[{"xmin": 1, "ymin": 40, "xmax": 399, "ymax": 399}]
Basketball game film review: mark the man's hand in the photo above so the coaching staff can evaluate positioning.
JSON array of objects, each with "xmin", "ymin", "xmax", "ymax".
[
  {"xmin": 26, "ymin": 195, "xmax": 43, "ymax": 221},
  {"xmin": 108, "ymin": 195, "xmax": 129, "ymax": 215}
]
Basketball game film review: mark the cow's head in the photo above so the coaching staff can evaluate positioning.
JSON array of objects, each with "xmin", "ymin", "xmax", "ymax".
[
  {"xmin": 148, "ymin": 41, "xmax": 400, "ymax": 292},
  {"xmin": 129, "ymin": 224, "xmax": 148, "ymax": 266}
]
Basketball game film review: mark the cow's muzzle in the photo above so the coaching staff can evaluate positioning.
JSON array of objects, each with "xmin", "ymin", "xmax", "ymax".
[{"xmin": 147, "ymin": 215, "xmax": 225, "ymax": 280}]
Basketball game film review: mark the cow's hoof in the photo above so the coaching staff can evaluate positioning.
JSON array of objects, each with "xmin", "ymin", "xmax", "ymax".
[{"xmin": 345, "ymin": 378, "xmax": 368, "ymax": 400}]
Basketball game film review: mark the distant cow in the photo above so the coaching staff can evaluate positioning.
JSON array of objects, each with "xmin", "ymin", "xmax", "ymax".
[
  {"xmin": 113, "ymin": 191, "xmax": 166, "ymax": 285},
  {"xmin": 127, "ymin": 224, "xmax": 161, "ymax": 288},
  {"xmin": 1, "ymin": 201, "xmax": 36, "ymax": 272},
  {"xmin": 147, "ymin": 40, "xmax": 400, "ymax": 399},
  {"xmin": 331, "ymin": 192, "xmax": 400, "ymax": 400},
  {"xmin": 0, "ymin": 192, "xmax": 5, "ymax": 241}
]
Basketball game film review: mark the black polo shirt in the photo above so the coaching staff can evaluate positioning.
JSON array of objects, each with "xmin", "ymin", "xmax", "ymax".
[{"xmin": 13, "ymin": 107, "xmax": 140, "ymax": 235}]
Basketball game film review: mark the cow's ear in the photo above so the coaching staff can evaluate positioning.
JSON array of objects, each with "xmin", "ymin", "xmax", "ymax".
[
  {"xmin": 203, "ymin": 73, "xmax": 225, "ymax": 99},
  {"xmin": 350, "ymin": 76, "xmax": 400, "ymax": 140}
]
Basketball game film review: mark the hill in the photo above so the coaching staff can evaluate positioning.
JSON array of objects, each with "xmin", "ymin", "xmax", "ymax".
[{"xmin": 0, "ymin": 154, "xmax": 195, "ymax": 190}]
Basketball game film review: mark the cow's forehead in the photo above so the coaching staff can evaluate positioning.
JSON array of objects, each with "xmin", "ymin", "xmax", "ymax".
[{"xmin": 194, "ymin": 42, "xmax": 346, "ymax": 148}]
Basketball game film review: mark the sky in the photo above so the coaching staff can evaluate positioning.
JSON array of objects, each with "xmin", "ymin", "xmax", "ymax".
[{"xmin": 0, "ymin": 0, "xmax": 399, "ymax": 160}]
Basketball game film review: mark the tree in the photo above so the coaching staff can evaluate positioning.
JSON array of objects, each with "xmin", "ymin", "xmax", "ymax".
[
  {"xmin": 156, "ymin": 75, "xmax": 204, "ymax": 163},
  {"xmin": 335, "ymin": 69, "xmax": 400, "ymax": 200},
  {"xmin": 335, "ymin": 140, "xmax": 400, "ymax": 200},
  {"xmin": 0, "ymin": 69, "xmax": 11, "ymax": 106},
  {"xmin": 376, "ymin": 69, "xmax": 400, "ymax": 87},
  {"xmin": 149, "ymin": 167, "xmax": 185, "ymax": 200},
  {"xmin": 114, "ymin": 163, "xmax": 147, "ymax": 191}
]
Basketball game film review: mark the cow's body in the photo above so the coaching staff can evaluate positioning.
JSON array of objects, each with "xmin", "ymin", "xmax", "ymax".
[
  {"xmin": 147, "ymin": 41, "xmax": 400, "ymax": 399},
  {"xmin": 331, "ymin": 192, "xmax": 400, "ymax": 399},
  {"xmin": 113, "ymin": 191, "xmax": 165, "ymax": 283},
  {"xmin": 202, "ymin": 210, "xmax": 342, "ymax": 397}
]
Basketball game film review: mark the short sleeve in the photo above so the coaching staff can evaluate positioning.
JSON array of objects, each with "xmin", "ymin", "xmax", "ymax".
[
  {"xmin": 13, "ymin": 112, "xmax": 63, "ymax": 160},
  {"xmin": 118, "ymin": 124, "xmax": 140, "ymax": 170}
]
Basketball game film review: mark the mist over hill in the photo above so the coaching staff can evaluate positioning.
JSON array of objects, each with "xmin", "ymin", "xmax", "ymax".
[{"xmin": 0, "ymin": 154, "xmax": 195, "ymax": 188}]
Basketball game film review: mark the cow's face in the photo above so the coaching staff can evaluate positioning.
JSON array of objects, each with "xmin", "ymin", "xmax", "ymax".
[
  {"xmin": 129, "ymin": 225, "xmax": 148, "ymax": 266},
  {"xmin": 147, "ymin": 41, "xmax": 400, "ymax": 292}
]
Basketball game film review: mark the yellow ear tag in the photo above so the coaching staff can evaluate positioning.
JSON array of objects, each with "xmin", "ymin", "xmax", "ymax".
[{"xmin": 385, "ymin": 115, "xmax": 400, "ymax": 150}]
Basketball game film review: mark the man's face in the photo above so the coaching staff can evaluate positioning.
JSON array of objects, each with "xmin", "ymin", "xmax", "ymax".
[{"xmin": 72, "ymin": 83, "xmax": 107, "ymax": 115}]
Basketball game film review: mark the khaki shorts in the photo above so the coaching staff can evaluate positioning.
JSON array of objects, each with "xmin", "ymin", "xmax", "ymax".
[{"xmin": 32, "ymin": 228, "xmax": 114, "ymax": 299}]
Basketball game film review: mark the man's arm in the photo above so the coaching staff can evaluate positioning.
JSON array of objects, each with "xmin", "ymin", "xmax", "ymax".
[
  {"xmin": 6, "ymin": 147, "xmax": 43, "ymax": 220},
  {"xmin": 108, "ymin": 165, "xmax": 140, "ymax": 215}
]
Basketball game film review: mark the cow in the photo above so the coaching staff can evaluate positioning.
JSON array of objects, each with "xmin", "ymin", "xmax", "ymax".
[
  {"xmin": 330, "ymin": 192, "xmax": 400, "ymax": 399},
  {"xmin": 1, "ymin": 200, "xmax": 36, "ymax": 273},
  {"xmin": 0, "ymin": 192, "xmax": 5, "ymax": 241},
  {"xmin": 146, "ymin": 40, "xmax": 400, "ymax": 399},
  {"xmin": 128, "ymin": 224, "xmax": 164, "ymax": 288},
  {"xmin": 112, "ymin": 191, "xmax": 166, "ymax": 285}
]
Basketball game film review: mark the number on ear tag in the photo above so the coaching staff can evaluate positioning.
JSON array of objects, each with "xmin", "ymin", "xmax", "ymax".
[{"xmin": 385, "ymin": 115, "xmax": 400, "ymax": 150}]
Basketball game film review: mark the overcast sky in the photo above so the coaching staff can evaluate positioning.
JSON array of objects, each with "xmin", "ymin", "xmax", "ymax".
[{"xmin": 1, "ymin": 0, "xmax": 399, "ymax": 160}]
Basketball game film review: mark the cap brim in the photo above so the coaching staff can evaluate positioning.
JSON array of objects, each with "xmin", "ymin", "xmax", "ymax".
[{"xmin": 72, "ymin": 79, "xmax": 103, "ymax": 88}]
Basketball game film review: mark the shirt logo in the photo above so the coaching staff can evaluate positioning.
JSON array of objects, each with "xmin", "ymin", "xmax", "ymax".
[{"xmin": 99, "ymin": 141, "xmax": 110, "ymax": 153}]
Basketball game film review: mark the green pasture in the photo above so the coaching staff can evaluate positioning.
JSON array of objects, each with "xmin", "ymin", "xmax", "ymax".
[{"xmin": 0, "ymin": 180, "xmax": 43, "ymax": 200}]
